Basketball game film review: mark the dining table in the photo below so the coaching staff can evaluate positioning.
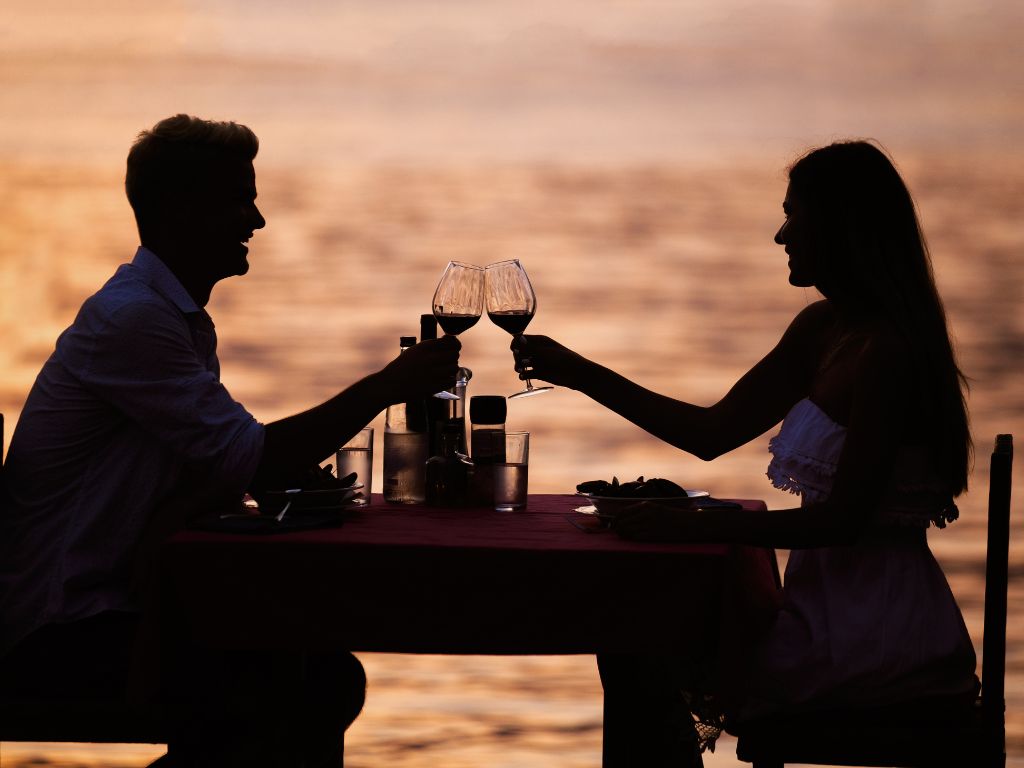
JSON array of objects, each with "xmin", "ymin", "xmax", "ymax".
[{"xmin": 159, "ymin": 494, "xmax": 780, "ymax": 659}]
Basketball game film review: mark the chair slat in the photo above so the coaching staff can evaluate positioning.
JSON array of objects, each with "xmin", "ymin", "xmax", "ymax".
[{"xmin": 982, "ymin": 434, "xmax": 1013, "ymax": 763}]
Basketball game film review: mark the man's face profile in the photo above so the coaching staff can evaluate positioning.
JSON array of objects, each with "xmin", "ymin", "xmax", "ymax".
[{"xmin": 179, "ymin": 159, "xmax": 266, "ymax": 283}]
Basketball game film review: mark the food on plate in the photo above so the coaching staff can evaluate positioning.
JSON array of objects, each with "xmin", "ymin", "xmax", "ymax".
[
  {"xmin": 302, "ymin": 464, "xmax": 358, "ymax": 490},
  {"xmin": 251, "ymin": 465, "xmax": 360, "ymax": 514},
  {"xmin": 576, "ymin": 476, "xmax": 688, "ymax": 498}
]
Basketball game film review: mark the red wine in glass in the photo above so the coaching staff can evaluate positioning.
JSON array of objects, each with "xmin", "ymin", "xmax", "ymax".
[
  {"xmin": 431, "ymin": 261, "xmax": 484, "ymax": 399},
  {"xmin": 486, "ymin": 309, "xmax": 534, "ymax": 336},
  {"xmin": 436, "ymin": 313, "xmax": 481, "ymax": 336},
  {"xmin": 484, "ymin": 260, "xmax": 553, "ymax": 399}
]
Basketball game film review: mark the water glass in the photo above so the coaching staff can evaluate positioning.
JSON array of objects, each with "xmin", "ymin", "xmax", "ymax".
[
  {"xmin": 494, "ymin": 431, "xmax": 529, "ymax": 512},
  {"xmin": 337, "ymin": 427, "xmax": 374, "ymax": 505}
]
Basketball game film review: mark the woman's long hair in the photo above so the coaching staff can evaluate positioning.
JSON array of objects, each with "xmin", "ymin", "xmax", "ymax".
[{"xmin": 788, "ymin": 140, "xmax": 971, "ymax": 494}]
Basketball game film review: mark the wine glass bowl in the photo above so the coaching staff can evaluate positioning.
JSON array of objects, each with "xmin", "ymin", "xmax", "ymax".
[
  {"xmin": 484, "ymin": 260, "xmax": 553, "ymax": 399},
  {"xmin": 431, "ymin": 261, "xmax": 484, "ymax": 400},
  {"xmin": 432, "ymin": 261, "xmax": 484, "ymax": 336}
]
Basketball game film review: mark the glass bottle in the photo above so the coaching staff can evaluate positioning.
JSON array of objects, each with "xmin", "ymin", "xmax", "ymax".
[
  {"xmin": 383, "ymin": 336, "xmax": 428, "ymax": 504},
  {"xmin": 425, "ymin": 424, "xmax": 472, "ymax": 506},
  {"xmin": 420, "ymin": 313, "xmax": 449, "ymax": 458},
  {"xmin": 469, "ymin": 395, "xmax": 507, "ymax": 506},
  {"xmin": 447, "ymin": 366, "xmax": 471, "ymax": 456}
]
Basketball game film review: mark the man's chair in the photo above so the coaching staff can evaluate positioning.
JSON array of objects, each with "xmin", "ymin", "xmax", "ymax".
[{"xmin": 735, "ymin": 434, "xmax": 1013, "ymax": 768}]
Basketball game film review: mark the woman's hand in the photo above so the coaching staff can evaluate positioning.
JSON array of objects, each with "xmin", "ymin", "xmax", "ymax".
[
  {"xmin": 511, "ymin": 334, "xmax": 592, "ymax": 390},
  {"xmin": 614, "ymin": 504, "xmax": 691, "ymax": 542}
]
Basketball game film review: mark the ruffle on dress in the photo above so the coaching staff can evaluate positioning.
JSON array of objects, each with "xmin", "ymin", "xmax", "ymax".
[
  {"xmin": 766, "ymin": 399, "xmax": 846, "ymax": 505},
  {"xmin": 766, "ymin": 398, "xmax": 959, "ymax": 528},
  {"xmin": 878, "ymin": 485, "xmax": 960, "ymax": 529}
]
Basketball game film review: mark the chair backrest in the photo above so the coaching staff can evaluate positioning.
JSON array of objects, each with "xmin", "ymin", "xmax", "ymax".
[{"xmin": 982, "ymin": 434, "xmax": 1013, "ymax": 761}]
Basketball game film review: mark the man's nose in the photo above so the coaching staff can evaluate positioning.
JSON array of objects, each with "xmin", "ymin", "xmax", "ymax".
[
  {"xmin": 774, "ymin": 223, "xmax": 785, "ymax": 245},
  {"xmin": 252, "ymin": 205, "xmax": 266, "ymax": 230}
]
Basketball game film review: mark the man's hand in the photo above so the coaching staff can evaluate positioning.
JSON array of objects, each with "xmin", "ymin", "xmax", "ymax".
[
  {"xmin": 511, "ymin": 334, "xmax": 591, "ymax": 391},
  {"xmin": 379, "ymin": 336, "xmax": 461, "ymax": 403},
  {"xmin": 256, "ymin": 337, "xmax": 460, "ymax": 492}
]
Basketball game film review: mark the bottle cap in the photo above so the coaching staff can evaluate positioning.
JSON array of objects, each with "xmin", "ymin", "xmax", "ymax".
[
  {"xmin": 420, "ymin": 314, "xmax": 438, "ymax": 341},
  {"xmin": 400, "ymin": 336, "xmax": 417, "ymax": 347},
  {"xmin": 470, "ymin": 395, "xmax": 507, "ymax": 425}
]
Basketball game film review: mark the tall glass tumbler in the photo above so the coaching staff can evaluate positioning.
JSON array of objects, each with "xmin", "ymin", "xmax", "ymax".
[
  {"xmin": 493, "ymin": 431, "xmax": 529, "ymax": 512},
  {"xmin": 337, "ymin": 427, "xmax": 374, "ymax": 505}
]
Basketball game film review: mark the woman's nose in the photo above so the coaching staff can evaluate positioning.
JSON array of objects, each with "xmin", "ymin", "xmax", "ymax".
[{"xmin": 774, "ymin": 222, "xmax": 786, "ymax": 245}]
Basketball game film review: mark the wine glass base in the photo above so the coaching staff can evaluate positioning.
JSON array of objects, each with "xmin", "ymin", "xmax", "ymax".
[
  {"xmin": 508, "ymin": 386, "xmax": 553, "ymax": 399},
  {"xmin": 432, "ymin": 391, "xmax": 460, "ymax": 400}
]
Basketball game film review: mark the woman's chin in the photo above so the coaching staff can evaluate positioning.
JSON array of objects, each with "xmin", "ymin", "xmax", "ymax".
[{"xmin": 788, "ymin": 273, "xmax": 814, "ymax": 288}]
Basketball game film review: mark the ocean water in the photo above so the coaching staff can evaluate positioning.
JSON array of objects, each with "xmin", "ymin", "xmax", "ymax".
[{"xmin": 1, "ymin": 1, "xmax": 1022, "ymax": 765}]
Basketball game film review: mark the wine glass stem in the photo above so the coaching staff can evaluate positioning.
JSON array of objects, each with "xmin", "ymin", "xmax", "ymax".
[{"xmin": 515, "ymin": 334, "xmax": 536, "ymax": 391}]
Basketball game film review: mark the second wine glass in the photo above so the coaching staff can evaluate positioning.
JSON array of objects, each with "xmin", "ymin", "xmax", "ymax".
[{"xmin": 485, "ymin": 259, "xmax": 553, "ymax": 399}]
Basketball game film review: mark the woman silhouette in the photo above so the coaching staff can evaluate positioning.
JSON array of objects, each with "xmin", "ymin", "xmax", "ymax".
[{"xmin": 514, "ymin": 141, "xmax": 978, "ymax": 766}]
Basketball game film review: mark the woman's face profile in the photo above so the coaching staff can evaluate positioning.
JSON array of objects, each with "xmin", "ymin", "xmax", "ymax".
[{"xmin": 774, "ymin": 184, "xmax": 816, "ymax": 288}]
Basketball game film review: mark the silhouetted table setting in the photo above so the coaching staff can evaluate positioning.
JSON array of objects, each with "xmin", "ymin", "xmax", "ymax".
[{"xmin": 159, "ymin": 495, "xmax": 777, "ymax": 656}]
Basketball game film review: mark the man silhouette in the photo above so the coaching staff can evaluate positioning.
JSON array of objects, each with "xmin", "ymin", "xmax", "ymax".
[{"xmin": 0, "ymin": 114, "xmax": 460, "ymax": 766}]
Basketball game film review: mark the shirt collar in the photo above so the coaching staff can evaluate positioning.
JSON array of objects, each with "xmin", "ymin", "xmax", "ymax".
[{"xmin": 132, "ymin": 246, "xmax": 201, "ymax": 316}]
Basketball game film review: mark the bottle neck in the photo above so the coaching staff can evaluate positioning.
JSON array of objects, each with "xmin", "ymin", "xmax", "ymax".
[{"xmin": 440, "ymin": 427, "xmax": 462, "ymax": 456}]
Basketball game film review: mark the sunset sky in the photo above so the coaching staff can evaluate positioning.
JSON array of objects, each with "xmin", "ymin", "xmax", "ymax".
[{"xmin": 2, "ymin": 0, "xmax": 1021, "ymax": 167}]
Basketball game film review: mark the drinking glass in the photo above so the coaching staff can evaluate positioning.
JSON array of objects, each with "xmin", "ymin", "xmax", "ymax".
[
  {"xmin": 336, "ymin": 427, "xmax": 373, "ymax": 506},
  {"xmin": 485, "ymin": 259, "xmax": 553, "ymax": 399},
  {"xmin": 432, "ymin": 261, "xmax": 484, "ymax": 399},
  {"xmin": 493, "ymin": 431, "xmax": 529, "ymax": 512}
]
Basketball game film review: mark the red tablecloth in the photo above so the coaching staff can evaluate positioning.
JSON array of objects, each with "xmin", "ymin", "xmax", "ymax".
[{"xmin": 161, "ymin": 495, "xmax": 777, "ymax": 656}]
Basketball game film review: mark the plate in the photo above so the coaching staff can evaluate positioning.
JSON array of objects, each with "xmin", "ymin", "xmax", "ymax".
[
  {"xmin": 259, "ymin": 484, "xmax": 365, "ymax": 515},
  {"xmin": 576, "ymin": 489, "xmax": 708, "ymax": 518}
]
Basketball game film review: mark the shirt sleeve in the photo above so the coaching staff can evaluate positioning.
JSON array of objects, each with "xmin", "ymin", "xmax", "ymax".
[{"xmin": 56, "ymin": 294, "xmax": 264, "ymax": 492}]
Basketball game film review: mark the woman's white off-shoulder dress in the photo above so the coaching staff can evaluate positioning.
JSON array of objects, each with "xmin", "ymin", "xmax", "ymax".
[{"xmin": 740, "ymin": 397, "xmax": 978, "ymax": 718}]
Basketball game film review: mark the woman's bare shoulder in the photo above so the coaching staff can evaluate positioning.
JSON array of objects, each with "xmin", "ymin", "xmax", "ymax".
[
  {"xmin": 779, "ymin": 299, "xmax": 837, "ymax": 351},
  {"xmin": 793, "ymin": 298, "xmax": 836, "ymax": 325}
]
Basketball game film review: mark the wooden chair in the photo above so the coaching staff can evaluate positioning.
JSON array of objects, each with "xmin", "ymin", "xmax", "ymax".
[{"xmin": 735, "ymin": 434, "xmax": 1013, "ymax": 768}]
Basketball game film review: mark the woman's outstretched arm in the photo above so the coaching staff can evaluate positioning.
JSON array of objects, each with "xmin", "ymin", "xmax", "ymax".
[{"xmin": 516, "ymin": 300, "xmax": 832, "ymax": 460}]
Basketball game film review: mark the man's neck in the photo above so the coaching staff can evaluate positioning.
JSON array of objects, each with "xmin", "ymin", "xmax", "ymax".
[{"xmin": 143, "ymin": 242, "xmax": 215, "ymax": 308}]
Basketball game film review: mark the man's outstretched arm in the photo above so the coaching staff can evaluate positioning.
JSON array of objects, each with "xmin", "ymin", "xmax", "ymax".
[{"xmin": 251, "ymin": 336, "xmax": 461, "ymax": 491}]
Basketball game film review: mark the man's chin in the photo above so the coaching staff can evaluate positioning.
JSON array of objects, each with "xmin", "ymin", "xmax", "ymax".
[
  {"xmin": 212, "ymin": 257, "xmax": 249, "ymax": 284},
  {"xmin": 229, "ymin": 244, "xmax": 250, "ymax": 276}
]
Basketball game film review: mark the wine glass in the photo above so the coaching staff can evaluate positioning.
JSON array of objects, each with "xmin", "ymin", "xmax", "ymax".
[
  {"xmin": 432, "ymin": 261, "xmax": 484, "ymax": 399},
  {"xmin": 485, "ymin": 259, "xmax": 553, "ymax": 399}
]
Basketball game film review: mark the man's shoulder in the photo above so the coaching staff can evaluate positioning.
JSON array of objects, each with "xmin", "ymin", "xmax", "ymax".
[
  {"xmin": 80, "ymin": 265, "xmax": 184, "ymax": 329},
  {"xmin": 59, "ymin": 267, "xmax": 189, "ymax": 358}
]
